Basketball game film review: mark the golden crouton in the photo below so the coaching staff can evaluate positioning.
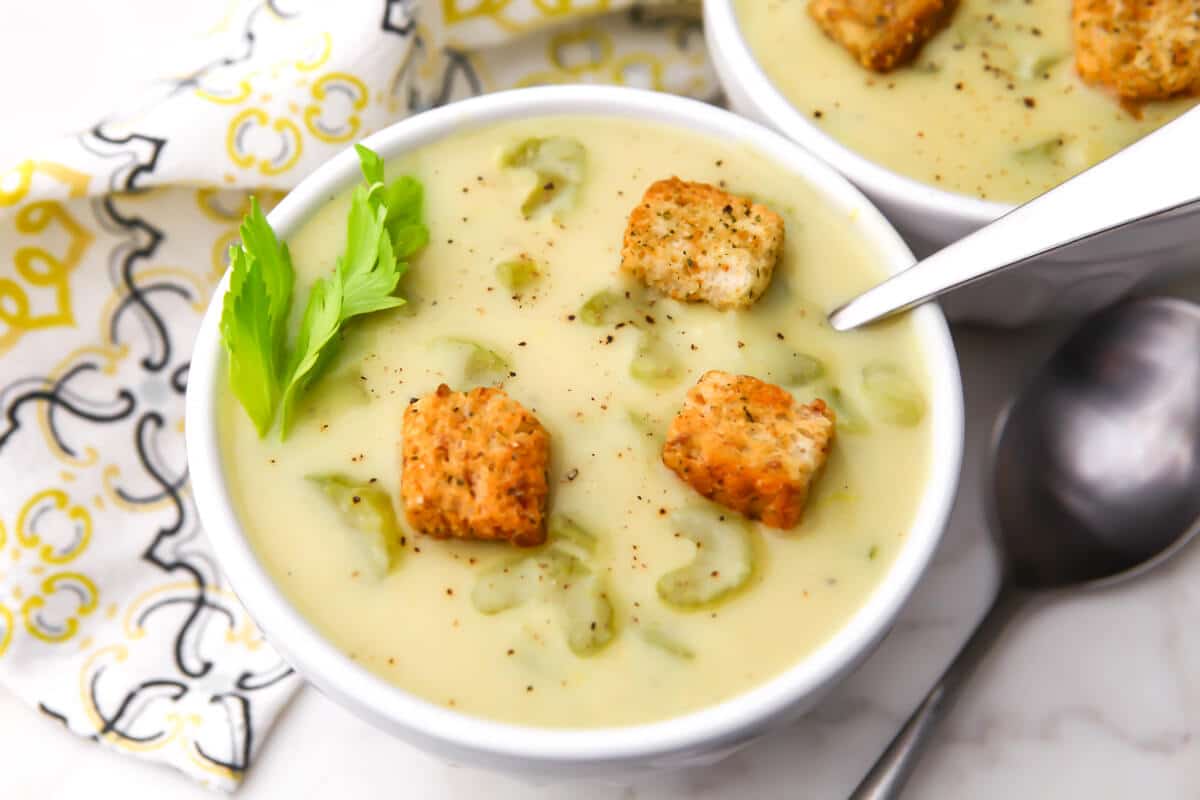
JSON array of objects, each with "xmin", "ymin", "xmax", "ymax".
[
  {"xmin": 1073, "ymin": 0, "xmax": 1200, "ymax": 103},
  {"xmin": 661, "ymin": 371, "xmax": 836, "ymax": 529},
  {"xmin": 401, "ymin": 384, "xmax": 550, "ymax": 546},
  {"xmin": 620, "ymin": 178, "xmax": 784, "ymax": 311},
  {"xmin": 808, "ymin": 0, "xmax": 958, "ymax": 72}
]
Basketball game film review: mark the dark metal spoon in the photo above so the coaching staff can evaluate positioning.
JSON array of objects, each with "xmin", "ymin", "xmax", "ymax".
[{"xmin": 851, "ymin": 296, "xmax": 1200, "ymax": 799}]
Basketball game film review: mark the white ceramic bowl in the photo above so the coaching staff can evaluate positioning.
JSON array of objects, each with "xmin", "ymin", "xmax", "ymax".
[
  {"xmin": 705, "ymin": 0, "xmax": 1200, "ymax": 325},
  {"xmin": 186, "ymin": 86, "xmax": 964, "ymax": 781}
]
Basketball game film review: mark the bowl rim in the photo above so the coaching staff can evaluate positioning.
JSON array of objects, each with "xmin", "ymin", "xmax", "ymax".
[
  {"xmin": 703, "ymin": 0, "xmax": 1013, "ymax": 226},
  {"xmin": 186, "ymin": 84, "xmax": 964, "ymax": 765}
]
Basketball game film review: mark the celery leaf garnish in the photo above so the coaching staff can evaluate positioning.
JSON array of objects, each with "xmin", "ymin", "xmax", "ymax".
[
  {"xmin": 221, "ymin": 144, "xmax": 429, "ymax": 439},
  {"xmin": 219, "ymin": 198, "xmax": 293, "ymax": 436}
]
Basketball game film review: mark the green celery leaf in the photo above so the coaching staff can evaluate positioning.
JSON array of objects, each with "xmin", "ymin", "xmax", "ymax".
[
  {"xmin": 381, "ymin": 177, "xmax": 426, "ymax": 256},
  {"xmin": 390, "ymin": 222, "xmax": 429, "ymax": 260},
  {"xmin": 340, "ymin": 185, "xmax": 388, "ymax": 291},
  {"xmin": 355, "ymin": 143, "xmax": 385, "ymax": 186},
  {"xmin": 382, "ymin": 176, "xmax": 423, "ymax": 225},
  {"xmin": 279, "ymin": 275, "xmax": 343, "ymax": 437},
  {"xmin": 219, "ymin": 196, "xmax": 294, "ymax": 437},
  {"xmin": 308, "ymin": 331, "xmax": 343, "ymax": 389},
  {"xmin": 342, "ymin": 228, "xmax": 407, "ymax": 318},
  {"xmin": 338, "ymin": 187, "xmax": 406, "ymax": 319},
  {"xmin": 238, "ymin": 197, "xmax": 294, "ymax": 372},
  {"xmin": 220, "ymin": 245, "xmax": 279, "ymax": 436},
  {"xmin": 268, "ymin": 144, "xmax": 428, "ymax": 437}
]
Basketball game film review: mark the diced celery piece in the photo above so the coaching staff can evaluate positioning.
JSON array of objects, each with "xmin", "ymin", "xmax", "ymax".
[
  {"xmin": 1061, "ymin": 136, "xmax": 1110, "ymax": 171},
  {"xmin": 433, "ymin": 337, "xmax": 510, "ymax": 386},
  {"xmin": 508, "ymin": 623, "xmax": 560, "ymax": 678},
  {"xmin": 627, "ymin": 410, "xmax": 663, "ymax": 443},
  {"xmin": 952, "ymin": 13, "xmax": 1006, "ymax": 50},
  {"xmin": 828, "ymin": 386, "xmax": 869, "ymax": 434},
  {"xmin": 307, "ymin": 474, "xmax": 403, "ymax": 577},
  {"xmin": 738, "ymin": 329, "xmax": 823, "ymax": 386},
  {"xmin": 983, "ymin": 47, "xmax": 1019, "ymax": 75},
  {"xmin": 547, "ymin": 514, "xmax": 597, "ymax": 562},
  {"xmin": 657, "ymin": 505, "xmax": 754, "ymax": 609},
  {"xmin": 559, "ymin": 561, "xmax": 615, "ymax": 656},
  {"xmin": 463, "ymin": 345, "xmax": 509, "ymax": 380},
  {"xmin": 470, "ymin": 515, "xmax": 616, "ymax": 657},
  {"xmin": 862, "ymin": 363, "xmax": 926, "ymax": 427},
  {"xmin": 496, "ymin": 258, "xmax": 540, "ymax": 291},
  {"xmin": 787, "ymin": 352, "xmax": 825, "ymax": 386},
  {"xmin": 761, "ymin": 345, "xmax": 824, "ymax": 386},
  {"xmin": 579, "ymin": 289, "xmax": 621, "ymax": 326},
  {"xmin": 641, "ymin": 626, "xmax": 695, "ymax": 660},
  {"xmin": 471, "ymin": 555, "xmax": 550, "ymax": 615},
  {"xmin": 578, "ymin": 283, "xmax": 650, "ymax": 326},
  {"xmin": 1019, "ymin": 52, "xmax": 1065, "ymax": 80},
  {"xmin": 630, "ymin": 334, "xmax": 682, "ymax": 388},
  {"xmin": 1015, "ymin": 136, "xmax": 1065, "ymax": 163},
  {"xmin": 500, "ymin": 136, "xmax": 586, "ymax": 220}
]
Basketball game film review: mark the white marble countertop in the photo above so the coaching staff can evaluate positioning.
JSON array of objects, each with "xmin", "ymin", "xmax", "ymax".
[{"xmin": 4, "ymin": 5, "xmax": 1199, "ymax": 798}]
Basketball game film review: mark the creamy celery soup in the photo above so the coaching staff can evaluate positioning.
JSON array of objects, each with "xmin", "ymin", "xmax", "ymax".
[
  {"xmin": 218, "ymin": 116, "xmax": 932, "ymax": 727},
  {"xmin": 735, "ymin": 0, "xmax": 1199, "ymax": 203}
]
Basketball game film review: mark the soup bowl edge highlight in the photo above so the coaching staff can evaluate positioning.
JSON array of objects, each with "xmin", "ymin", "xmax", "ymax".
[
  {"xmin": 185, "ymin": 85, "xmax": 964, "ymax": 781},
  {"xmin": 703, "ymin": 0, "xmax": 1200, "ymax": 326}
]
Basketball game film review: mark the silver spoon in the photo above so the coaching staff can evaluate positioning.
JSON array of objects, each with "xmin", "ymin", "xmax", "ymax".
[
  {"xmin": 828, "ymin": 106, "xmax": 1200, "ymax": 332},
  {"xmin": 850, "ymin": 296, "xmax": 1200, "ymax": 799}
]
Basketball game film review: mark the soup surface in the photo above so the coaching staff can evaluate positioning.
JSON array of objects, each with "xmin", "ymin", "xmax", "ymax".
[
  {"xmin": 735, "ymin": 0, "xmax": 1199, "ymax": 203},
  {"xmin": 218, "ymin": 116, "xmax": 933, "ymax": 727}
]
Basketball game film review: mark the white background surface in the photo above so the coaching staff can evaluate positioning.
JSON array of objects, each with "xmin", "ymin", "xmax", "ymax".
[{"xmin": 3, "ymin": 2, "xmax": 1199, "ymax": 797}]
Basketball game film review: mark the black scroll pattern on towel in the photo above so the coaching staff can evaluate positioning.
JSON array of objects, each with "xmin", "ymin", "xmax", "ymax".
[{"xmin": 0, "ymin": 3, "xmax": 315, "ymax": 777}]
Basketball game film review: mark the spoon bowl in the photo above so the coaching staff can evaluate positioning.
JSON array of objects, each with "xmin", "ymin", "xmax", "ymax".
[
  {"xmin": 853, "ymin": 296, "xmax": 1200, "ymax": 799},
  {"xmin": 991, "ymin": 297, "xmax": 1200, "ymax": 590}
]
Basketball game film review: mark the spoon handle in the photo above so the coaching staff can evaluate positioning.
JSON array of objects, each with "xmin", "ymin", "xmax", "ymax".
[
  {"xmin": 828, "ymin": 106, "xmax": 1200, "ymax": 331},
  {"xmin": 848, "ymin": 584, "xmax": 1026, "ymax": 800}
]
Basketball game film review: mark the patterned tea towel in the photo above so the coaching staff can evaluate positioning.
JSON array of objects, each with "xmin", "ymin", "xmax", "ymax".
[{"xmin": 0, "ymin": 0, "xmax": 715, "ymax": 790}]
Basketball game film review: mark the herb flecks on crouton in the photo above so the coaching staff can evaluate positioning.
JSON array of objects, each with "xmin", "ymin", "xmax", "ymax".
[
  {"xmin": 808, "ymin": 0, "xmax": 959, "ymax": 72},
  {"xmin": 621, "ymin": 178, "xmax": 784, "ymax": 311},
  {"xmin": 1073, "ymin": 0, "xmax": 1200, "ymax": 104},
  {"xmin": 401, "ymin": 384, "xmax": 550, "ymax": 546},
  {"xmin": 662, "ymin": 371, "xmax": 836, "ymax": 529}
]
